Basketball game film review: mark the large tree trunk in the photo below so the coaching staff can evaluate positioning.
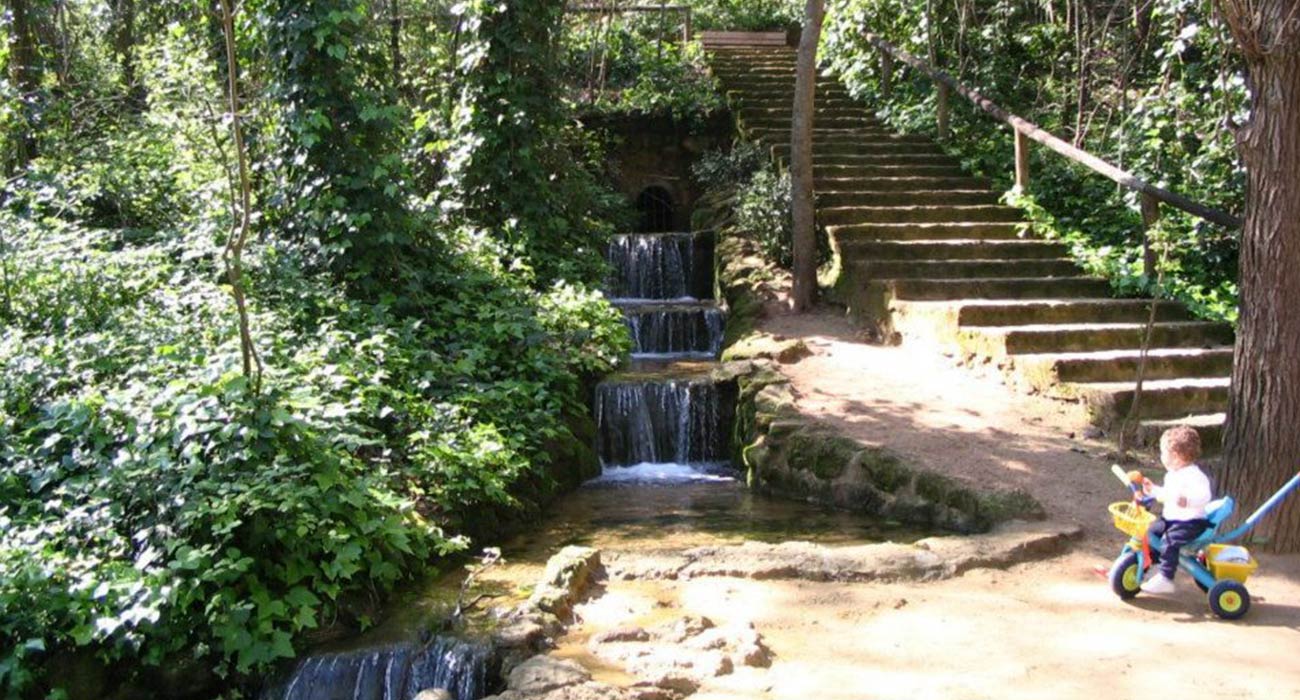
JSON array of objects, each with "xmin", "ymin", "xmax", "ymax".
[
  {"xmin": 789, "ymin": 0, "xmax": 825, "ymax": 312},
  {"xmin": 1218, "ymin": 0, "xmax": 1300, "ymax": 552}
]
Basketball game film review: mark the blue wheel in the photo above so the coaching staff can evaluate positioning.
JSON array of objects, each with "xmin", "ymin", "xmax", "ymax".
[
  {"xmin": 1208, "ymin": 580, "xmax": 1250, "ymax": 620},
  {"xmin": 1109, "ymin": 552, "xmax": 1142, "ymax": 599}
]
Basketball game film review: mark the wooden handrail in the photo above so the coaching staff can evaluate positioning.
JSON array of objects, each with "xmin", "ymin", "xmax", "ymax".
[{"xmin": 864, "ymin": 32, "xmax": 1242, "ymax": 229}]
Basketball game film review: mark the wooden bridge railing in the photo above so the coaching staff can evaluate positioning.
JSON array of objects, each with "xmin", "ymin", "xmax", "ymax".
[{"xmin": 865, "ymin": 32, "xmax": 1242, "ymax": 278}]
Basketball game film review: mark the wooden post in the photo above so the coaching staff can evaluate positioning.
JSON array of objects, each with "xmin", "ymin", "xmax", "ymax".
[
  {"xmin": 936, "ymin": 82, "xmax": 950, "ymax": 140},
  {"xmin": 880, "ymin": 53, "xmax": 894, "ymax": 98},
  {"xmin": 1014, "ymin": 129, "xmax": 1030, "ymax": 193},
  {"xmin": 1140, "ymin": 191, "xmax": 1161, "ymax": 280},
  {"xmin": 683, "ymin": 8, "xmax": 692, "ymax": 43}
]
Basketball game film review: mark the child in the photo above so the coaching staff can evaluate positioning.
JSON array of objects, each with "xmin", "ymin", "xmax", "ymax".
[{"xmin": 1139, "ymin": 425, "xmax": 1213, "ymax": 593}]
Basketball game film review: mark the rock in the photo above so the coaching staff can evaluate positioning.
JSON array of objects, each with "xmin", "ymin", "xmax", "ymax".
[
  {"xmin": 721, "ymin": 332, "xmax": 812, "ymax": 364},
  {"xmin": 529, "ymin": 546, "xmax": 603, "ymax": 618},
  {"xmin": 414, "ymin": 690, "xmax": 454, "ymax": 700},
  {"xmin": 591, "ymin": 625, "xmax": 650, "ymax": 644},
  {"xmin": 636, "ymin": 671, "xmax": 700, "ymax": 695},
  {"xmin": 507, "ymin": 656, "xmax": 592, "ymax": 695},
  {"xmin": 652, "ymin": 615, "xmax": 714, "ymax": 643}
]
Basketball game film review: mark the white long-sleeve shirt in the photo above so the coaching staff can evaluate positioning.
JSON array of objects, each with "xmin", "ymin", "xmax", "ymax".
[{"xmin": 1151, "ymin": 464, "xmax": 1213, "ymax": 521}]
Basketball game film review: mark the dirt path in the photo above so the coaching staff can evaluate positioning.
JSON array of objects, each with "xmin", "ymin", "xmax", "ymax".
[{"xmin": 709, "ymin": 301, "xmax": 1300, "ymax": 698}]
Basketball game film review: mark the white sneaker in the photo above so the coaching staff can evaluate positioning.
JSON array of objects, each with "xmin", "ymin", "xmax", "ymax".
[{"xmin": 1140, "ymin": 573, "xmax": 1176, "ymax": 594}]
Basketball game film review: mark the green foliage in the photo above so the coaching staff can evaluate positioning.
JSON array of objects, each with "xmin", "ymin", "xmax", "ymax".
[
  {"xmin": 690, "ymin": 141, "xmax": 769, "ymax": 190},
  {"xmin": 263, "ymin": 0, "xmax": 419, "ymax": 283},
  {"xmin": 822, "ymin": 0, "xmax": 1244, "ymax": 323},
  {"xmin": 558, "ymin": 16, "xmax": 723, "ymax": 123},
  {"xmin": 0, "ymin": 1, "xmax": 632, "ymax": 696},
  {"xmin": 442, "ymin": 0, "xmax": 625, "ymax": 286},
  {"xmin": 690, "ymin": 0, "xmax": 802, "ymax": 31},
  {"xmin": 736, "ymin": 169, "xmax": 794, "ymax": 268}
]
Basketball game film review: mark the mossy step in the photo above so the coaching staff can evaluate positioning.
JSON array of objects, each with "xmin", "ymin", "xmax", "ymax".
[
  {"xmin": 818, "ymin": 190, "xmax": 999, "ymax": 207},
  {"xmin": 850, "ymin": 258, "xmax": 1082, "ymax": 280},
  {"xmin": 1065, "ymin": 377, "xmax": 1230, "ymax": 423},
  {"xmin": 815, "ymin": 164, "xmax": 968, "ymax": 179},
  {"xmin": 821, "ymin": 204, "xmax": 1022, "ymax": 226},
  {"xmin": 788, "ymin": 153, "xmax": 958, "ymax": 167},
  {"xmin": 740, "ymin": 105, "xmax": 876, "ymax": 118},
  {"xmin": 728, "ymin": 87, "xmax": 852, "ymax": 100},
  {"xmin": 839, "ymin": 239, "xmax": 1067, "ymax": 260},
  {"xmin": 829, "ymin": 221, "xmax": 1024, "ymax": 240},
  {"xmin": 1015, "ymin": 347, "xmax": 1234, "ymax": 388},
  {"xmin": 744, "ymin": 115, "xmax": 867, "ymax": 129},
  {"xmin": 817, "ymin": 175, "xmax": 993, "ymax": 191},
  {"xmin": 1136, "ymin": 414, "xmax": 1225, "ymax": 451},
  {"xmin": 735, "ymin": 97, "xmax": 862, "ymax": 109},
  {"xmin": 952, "ymin": 298, "xmax": 1191, "ymax": 326},
  {"xmin": 769, "ymin": 140, "xmax": 946, "ymax": 155},
  {"xmin": 957, "ymin": 321, "xmax": 1234, "ymax": 355},
  {"xmin": 755, "ymin": 132, "xmax": 921, "ymax": 146},
  {"xmin": 889, "ymin": 276, "xmax": 1110, "ymax": 301}
]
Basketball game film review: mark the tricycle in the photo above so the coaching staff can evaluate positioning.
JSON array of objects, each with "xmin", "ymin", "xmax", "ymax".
[{"xmin": 1106, "ymin": 466, "xmax": 1300, "ymax": 619}]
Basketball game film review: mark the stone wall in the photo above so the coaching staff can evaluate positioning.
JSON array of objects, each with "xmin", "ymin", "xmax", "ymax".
[{"xmin": 584, "ymin": 112, "xmax": 732, "ymax": 232}]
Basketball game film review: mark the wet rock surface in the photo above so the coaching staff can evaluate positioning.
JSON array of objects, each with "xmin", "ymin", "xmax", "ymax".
[{"xmin": 602, "ymin": 519, "xmax": 1081, "ymax": 582}]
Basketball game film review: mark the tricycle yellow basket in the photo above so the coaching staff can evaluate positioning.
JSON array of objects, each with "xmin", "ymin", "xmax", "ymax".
[
  {"xmin": 1205, "ymin": 543, "xmax": 1259, "ymax": 583},
  {"xmin": 1109, "ymin": 501, "xmax": 1156, "ymax": 538}
]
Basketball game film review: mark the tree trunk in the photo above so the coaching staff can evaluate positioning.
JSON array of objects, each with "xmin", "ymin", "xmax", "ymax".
[
  {"xmin": 6, "ymin": 0, "xmax": 42, "ymax": 171},
  {"xmin": 1218, "ymin": 0, "xmax": 1300, "ymax": 553},
  {"xmin": 112, "ymin": 0, "xmax": 146, "ymax": 112},
  {"xmin": 789, "ymin": 0, "xmax": 825, "ymax": 312}
]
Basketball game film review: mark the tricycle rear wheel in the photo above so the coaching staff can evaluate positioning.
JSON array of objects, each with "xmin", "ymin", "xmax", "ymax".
[
  {"xmin": 1208, "ymin": 580, "xmax": 1250, "ymax": 620},
  {"xmin": 1109, "ymin": 552, "xmax": 1142, "ymax": 599}
]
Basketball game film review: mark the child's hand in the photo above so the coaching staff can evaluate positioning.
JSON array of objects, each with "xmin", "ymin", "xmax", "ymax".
[{"xmin": 1141, "ymin": 478, "xmax": 1155, "ymax": 495}]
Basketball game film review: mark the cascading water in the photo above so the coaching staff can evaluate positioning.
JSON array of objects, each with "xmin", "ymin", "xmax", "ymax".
[
  {"xmin": 264, "ymin": 637, "xmax": 490, "ymax": 700},
  {"xmin": 598, "ymin": 231, "xmax": 734, "ymax": 482}
]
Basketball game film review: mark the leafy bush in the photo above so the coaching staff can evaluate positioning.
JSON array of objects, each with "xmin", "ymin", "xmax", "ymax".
[
  {"xmin": 736, "ymin": 169, "xmax": 794, "ymax": 267},
  {"xmin": 0, "ymin": 211, "xmax": 628, "ymax": 695},
  {"xmin": 690, "ymin": 0, "xmax": 801, "ymax": 31},
  {"xmin": 691, "ymin": 141, "xmax": 770, "ymax": 192}
]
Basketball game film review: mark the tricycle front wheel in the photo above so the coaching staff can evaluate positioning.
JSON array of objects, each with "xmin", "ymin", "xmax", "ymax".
[
  {"xmin": 1109, "ymin": 552, "xmax": 1142, "ymax": 599},
  {"xmin": 1208, "ymin": 580, "xmax": 1251, "ymax": 620}
]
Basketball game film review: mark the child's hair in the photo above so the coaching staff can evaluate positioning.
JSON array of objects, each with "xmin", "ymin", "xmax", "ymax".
[{"xmin": 1160, "ymin": 425, "xmax": 1202, "ymax": 462}]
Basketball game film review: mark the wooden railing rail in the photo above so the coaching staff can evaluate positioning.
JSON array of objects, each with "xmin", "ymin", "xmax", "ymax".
[{"xmin": 864, "ymin": 32, "xmax": 1242, "ymax": 267}]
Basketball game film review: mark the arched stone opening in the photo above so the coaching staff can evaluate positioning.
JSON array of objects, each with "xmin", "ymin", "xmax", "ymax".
[{"xmin": 635, "ymin": 186, "xmax": 676, "ymax": 233}]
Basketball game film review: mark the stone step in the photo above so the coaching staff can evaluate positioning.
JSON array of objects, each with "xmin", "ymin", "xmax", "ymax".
[
  {"xmin": 1067, "ymin": 377, "xmax": 1231, "ymax": 423},
  {"xmin": 772, "ymin": 138, "xmax": 946, "ymax": 153},
  {"xmin": 957, "ymin": 321, "xmax": 1234, "ymax": 356},
  {"xmin": 953, "ymin": 298, "xmax": 1191, "ymax": 326},
  {"xmin": 727, "ymin": 87, "xmax": 852, "ymax": 100},
  {"xmin": 851, "ymin": 258, "xmax": 1082, "ymax": 280},
  {"xmin": 793, "ymin": 153, "xmax": 959, "ymax": 168},
  {"xmin": 735, "ymin": 97, "xmax": 862, "ymax": 110},
  {"xmin": 821, "ymin": 204, "xmax": 1022, "ymax": 226},
  {"xmin": 757, "ymin": 132, "xmax": 928, "ymax": 147},
  {"xmin": 830, "ymin": 221, "xmax": 1025, "ymax": 241},
  {"xmin": 817, "ymin": 175, "xmax": 994, "ymax": 191},
  {"xmin": 816, "ymin": 163, "xmax": 968, "ymax": 178},
  {"xmin": 889, "ymin": 276, "xmax": 1111, "ymax": 301},
  {"xmin": 1015, "ymin": 347, "xmax": 1234, "ymax": 388},
  {"xmin": 840, "ymin": 239, "xmax": 1068, "ymax": 261},
  {"xmin": 743, "ymin": 115, "xmax": 868, "ymax": 130},
  {"xmin": 739, "ymin": 105, "xmax": 877, "ymax": 120},
  {"xmin": 818, "ymin": 190, "xmax": 999, "ymax": 207},
  {"xmin": 1136, "ymin": 414, "xmax": 1226, "ymax": 451}
]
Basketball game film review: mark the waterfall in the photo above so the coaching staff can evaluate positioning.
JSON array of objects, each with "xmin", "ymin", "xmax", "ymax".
[
  {"xmin": 606, "ymin": 233, "xmax": 703, "ymax": 300},
  {"xmin": 265, "ymin": 637, "xmax": 490, "ymax": 700},
  {"xmin": 598, "ymin": 229, "xmax": 734, "ymax": 481},
  {"xmin": 620, "ymin": 302, "xmax": 725, "ymax": 358},
  {"xmin": 595, "ymin": 379, "xmax": 734, "ymax": 467}
]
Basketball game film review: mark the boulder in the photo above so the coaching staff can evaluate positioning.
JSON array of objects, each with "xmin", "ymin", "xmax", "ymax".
[{"xmin": 528, "ymin": 546, "xmax": 603, "ymax": 619}]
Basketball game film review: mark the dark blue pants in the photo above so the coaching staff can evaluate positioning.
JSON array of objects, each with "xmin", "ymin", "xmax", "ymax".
[{"xmin": 1149, "ymin": 518, "xmax": 1210, "ymax": 579}]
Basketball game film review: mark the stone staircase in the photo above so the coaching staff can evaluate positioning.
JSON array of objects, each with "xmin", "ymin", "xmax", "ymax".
[{"xmin": 704, "ymin": 42, "xmax": 1234, "ymax": 448}]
